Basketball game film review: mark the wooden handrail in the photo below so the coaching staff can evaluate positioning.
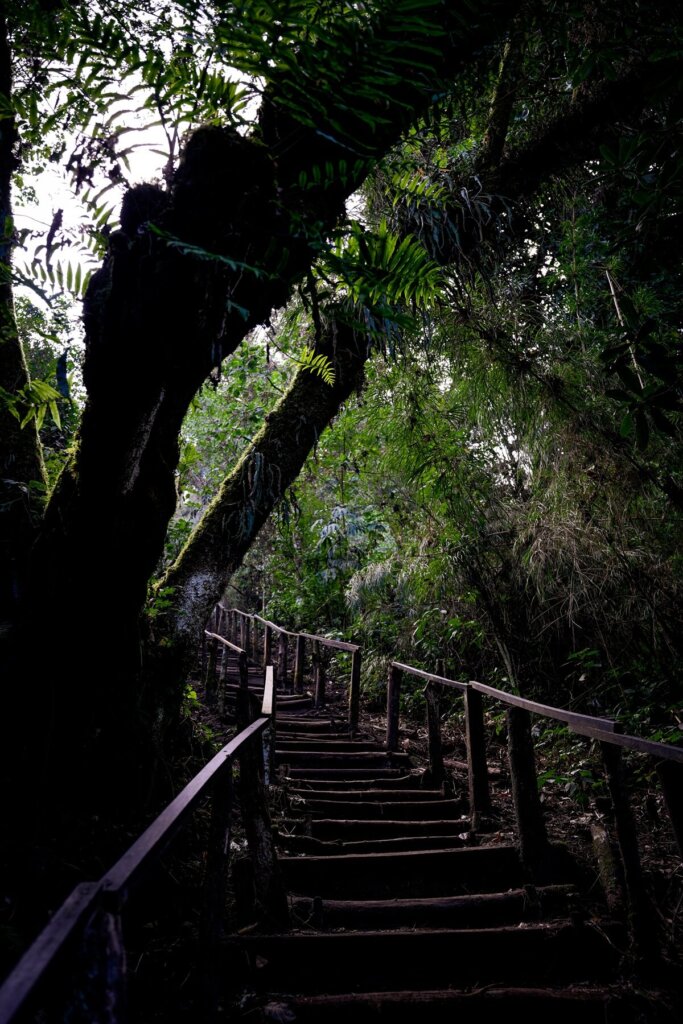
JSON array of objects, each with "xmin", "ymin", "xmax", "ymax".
[
  {"xmin": 298, "ymin": 631, "xmax": 359, "ymax": 652},
  {"xmin": 103, "ymin": 717, "xmax": 267, "ymax": 898},
  {"xmin": 0, "ymin": 883, "xmax": 102, "ymax": 1024},
  {"xmin": 204, "ymin": 630, "xmax": 245, "ymax": 655},
  {"xmin": 252, "ymin": 612, "xmax": 298, "ymax": 637},
  {"xmin": 469, "ymin": 681, "xmax": 617, "ymax": 733},
  {"xmin": 0, "ymin": 713, "xmax": 272, "ymax": 1024},
  {"xmin": 392, "ymin": 661, "xmax": 467, "ymax": 691},
  {"xmin": 390, "ymin": 658, "xmax": 683, "ymax": 763}
]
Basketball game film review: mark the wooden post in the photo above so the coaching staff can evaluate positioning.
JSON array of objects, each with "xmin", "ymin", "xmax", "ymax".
[
  {"xmin": 263, "ymin": 623, "xmax": 272, "ymax": 668},
  {"xmin": 313, "ymin": 641, "xmax": 325, "ymax": 707},
  {"xmin": 218, "ymin": 643, "xmax": 229, "ymax": 713},
  {"xmin": 205, "ymin": 637, "xmax": 218, "ymax": 705},
  {"xmin": 349, "ymin": 649, "xmax": 362, "ymax": 731},
  {"xmin": 293, "ymin": 634, "xmax": 305, "ymax": 693},
  {"xmin": 424, "ymin": 682, "xmax": 444, "ymax": 786},
  {"xmin": 260, "ymin": 666, "xmax": 276, "ymax": 786},
  {"xmin": 657, "ymin": 760, "xmax": 683, "ymax": 858},
  {"xmin": 71, "ymin": 897, "xmax": 127, "ymax": 1024},
  {"xmin": 507, "ymin": 707, "xmax": 548, "ymax": 871},
  {"xmin": 278, "ymin": 632, "xmax": 289, "ymax": 692},
  {"xmin": 465, "ymin": 685, "xmax": 491, "ymax": 829},
  {"xmin": 236, "ymin": 720, "xmax": 289, "ymax": 930},
  {"xmin": 239, "ymin": 614, "xmax": 246, "ymax": 652},
  {"xmin": 601, "ymin": 740, "xmax": 652, "ymax": 947},
  {"xmin": 236, "ymin": 650, "xmax": 250, "ymax": 725},
  {"xmin": 200, "ymin": 766, "xmax": 234, "ymax": 1019},
  {"xmin": 245, "ymin": 616, "xmax": 252, "ymax": 658},
  {"xmin": 386, "ymin": 664, "xmax": 401, "ymax": 753}
]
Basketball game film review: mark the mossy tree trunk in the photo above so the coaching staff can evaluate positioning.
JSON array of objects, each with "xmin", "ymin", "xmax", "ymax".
[{"xmin": 148, "ymin": 320, "xmax": 369, "ymax": 724}]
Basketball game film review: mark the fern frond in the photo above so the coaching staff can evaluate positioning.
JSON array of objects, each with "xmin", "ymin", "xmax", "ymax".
[{"xmin": 297, "ymin": 346, "xmax": 336, "ymax": 386}]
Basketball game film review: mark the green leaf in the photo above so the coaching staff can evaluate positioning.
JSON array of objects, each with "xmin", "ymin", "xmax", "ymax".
[{"xmin": 296, "ymin": 346, "xmax": 336, "ymax": 386}]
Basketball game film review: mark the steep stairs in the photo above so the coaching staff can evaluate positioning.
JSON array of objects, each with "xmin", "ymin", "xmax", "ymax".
[{"xmin": 230, "ymin": 701, "xmax": 645, "ymax": 1023}]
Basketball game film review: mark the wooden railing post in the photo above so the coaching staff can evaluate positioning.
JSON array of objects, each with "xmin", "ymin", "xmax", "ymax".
[
  {"xmin": 465, "ymin": 684, "xmax": 491, "ymax": 829},
  {"xmin": 263, "ymin": 623, "xmax": 272, "ymax": 669},
  {"xmin": 602, "ymin": 740, "xmax": 652, "ymax": 947},
  {"xmin": 236, "ymin": 650, "xmax": 250, "ymax": 725},
  {"xmin": 235, "ymin": 671, "xmax": 289, "ymax": 930},
  {"xmin": 507, "ymin": 706, "xmax": 548, "ymax": 871},
  {"xmin": 424, "ymin": 682, "xmax": 444, "ymax": 786},
  {"xmin": 313, "ymin": 641, "xmax": 325, "ymax": 707},
  {"xmin": 657, "ymin": 760, "xmax": 683, "ymax": 858},
  {"xmin": 239, "ymin": 614, "xmax": 246, "ymax": 652},
  {"xmin": 293, "ymin": 634, "xmax": 305, "ymax": 694},
  {"xmin": 205, "ymin": 636, "xmax": 218, "ymax": 706},
  {"xmin": 71, "ymin": 894, "xmax": 127, "ymax": 1024},
  {"xmin": 262, "ymin": 666, "xmax": 277, "ymax": 785},
  {"xmin": 277, "ymin": 632, "xmax": 289, "ymax": 692},
  {"xmin": 386, "ymin": 664, "xmax": 401, "ymax": 753},
  {"xmin": 200, "ymin": 766, "xmax": 233, "ymax": 1019},
  {"xmin": 349, "ymin": 649, "xmax": 361, "ymax": 731}
]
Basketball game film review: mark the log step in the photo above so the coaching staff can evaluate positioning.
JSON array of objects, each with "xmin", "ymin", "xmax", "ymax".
[
  {"xmin": 276, "ymin": 731, "xmax": 357, "ymax": 742},
  {"xmin": 289, "ymin": 885, "xmax": 578, "ymax": 930},
  {"xmin": 287, "ymin": 798, "xmax": 466, "ymax": 819},
  {"xmin": 280, "ymin": 844, "xmax": 580, "ymax": 899},
  {"xmin": 277, "ymin": 739, "xmax": 381, "ymax": 752},
  {"xmin": 309, "ymin": 818, "xmax": 470, "ymax": 840},
  {"xmin": 284, "ymin": 768, "xmax": 413, "ymax": 781},
  {"xmin": 278, "ymin": 833, "xmax": 469, "ymax": 855},
  {"xmin": 275, "ymin": 751, "xmax": 410, "ymax": 768},
  {"xmin": 282, "ymin": 987, "xmax": 628, "ymax": 1023},
  {"xmin": 236, "ymin": 921, "xmax": 623, "ymax": 993},
  {"xmin": 276, "ymin": 717, "xmax": 337, "ymax": 728},
  {"xmin": 285, "ymin": 774, "xmax": 420, "ymax": 790},
  {"xmin": 289, "ymin": 787, "xmax": 447, "ymax": 801}
]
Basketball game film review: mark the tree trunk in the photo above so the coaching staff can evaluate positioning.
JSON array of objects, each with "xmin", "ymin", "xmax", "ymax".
[{"xmin": 151, "ymin": 321, "xmax": 369, "ymax": 714}]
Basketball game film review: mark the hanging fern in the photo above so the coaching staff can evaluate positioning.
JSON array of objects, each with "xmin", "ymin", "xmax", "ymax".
[{"xmin": 295, "ymin": 345, "xmax": 336, "ymax": 386}]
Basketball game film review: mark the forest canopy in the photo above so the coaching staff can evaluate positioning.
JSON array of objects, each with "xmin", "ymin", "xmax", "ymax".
[{"xmin": 0, "ymin": 0, "xmax": 682, "ymax": 855}]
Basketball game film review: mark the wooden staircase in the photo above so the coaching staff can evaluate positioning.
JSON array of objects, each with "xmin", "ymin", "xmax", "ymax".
[{"xmin": 230, "ymin": 707, "xmax": 644, "ymax": 1023}]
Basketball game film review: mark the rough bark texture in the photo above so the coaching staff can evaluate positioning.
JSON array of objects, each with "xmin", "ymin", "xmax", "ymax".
[{"xmin": 150, "ymin": 321, "xmax": 369, "ymax": 713}]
